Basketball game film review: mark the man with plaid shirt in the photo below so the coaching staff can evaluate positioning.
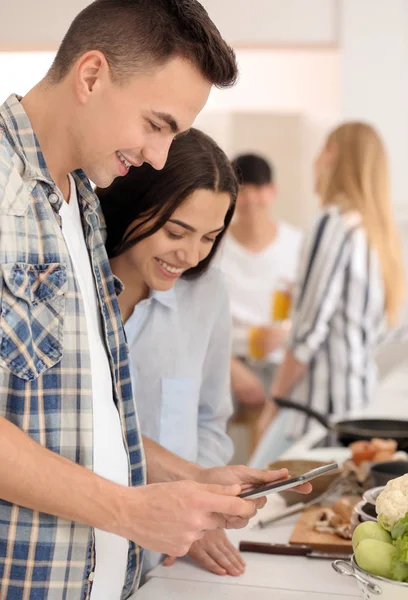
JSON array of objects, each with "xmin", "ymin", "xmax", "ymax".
[{"xmin": 0, "ymin": 2, "xmax": 313, "ymax": 599}]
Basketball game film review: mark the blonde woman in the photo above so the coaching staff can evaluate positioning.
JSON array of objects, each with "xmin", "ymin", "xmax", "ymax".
[{"xmin": 257, "ymin": 122, "xmax": 405, "ymax": 438}]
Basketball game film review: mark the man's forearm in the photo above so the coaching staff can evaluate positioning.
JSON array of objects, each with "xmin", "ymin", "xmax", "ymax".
[
  {"xmin": 142, "ymin": 436, "xmax": 202, "ymax": 484},
  {"xmin": 0, "ymin": 416, "xmax": 125, "ymax": 534},
  {"xmin": 271, "ymin": 350, "xmax": 307, "ymax": 398}
]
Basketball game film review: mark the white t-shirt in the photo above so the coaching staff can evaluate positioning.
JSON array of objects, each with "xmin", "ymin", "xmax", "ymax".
[
  {"xmin": 220, "ymin": 221, "xmax": 303, "ymax": 362},
  {"xmin": 60, "ymin": 176, "xmax": 129, "ymax": 599}
]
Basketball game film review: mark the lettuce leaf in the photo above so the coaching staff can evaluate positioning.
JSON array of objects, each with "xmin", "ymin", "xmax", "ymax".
[
  {"xmin": 391, "ymin": 513, "xmax": 408, "ymax": 541},
  {"xmin": 390, "ymin": 554, "xmax": 408, "ymax": 581},
  {"xmin": 391, "ymin": 513, "xmax": 408, "ymax": 570},
  {"xmin": 394, "ymin": 534, "xmax": 408, "ymax": 564}
]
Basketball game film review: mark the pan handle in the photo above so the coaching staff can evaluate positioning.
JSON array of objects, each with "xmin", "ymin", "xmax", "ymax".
[{"xmin": 274, "ymin": 397, "xmax": 331, "ymax": 430}]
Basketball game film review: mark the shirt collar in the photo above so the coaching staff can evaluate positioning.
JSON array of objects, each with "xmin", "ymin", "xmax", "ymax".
[
  {"xmin": 1, "ymin": 94, "xmax": 98, "ymax": 213},
  {"xmin": 1, "ymin": 94, "xmax": 53, "ymax": 184},
  {"xmin": 150, "ymin": 286, "xmax": 178, "ymax": 311}
]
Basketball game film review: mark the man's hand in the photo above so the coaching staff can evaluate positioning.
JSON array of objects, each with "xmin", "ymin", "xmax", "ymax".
[
  {"xmin": 197, "ymin": 464, "xmax": 311, "ymax": 491},
  {"xmin": 261, "ymin": 323, "xmax": 291, "ymax": 354},
  {"xmin": 231, "ymin": 358, "xmax": 266, "ymax": 406},
  {"xmin": 163, "ymin": 529, "xmax": 246, "ymax": 576},
  {"xmin": 196, "ymin": 465, "xmax": 312, "ymax": 528},
  {"xmin": 116, "ymin": 480, "xmax": 258, "ymax": 557}
]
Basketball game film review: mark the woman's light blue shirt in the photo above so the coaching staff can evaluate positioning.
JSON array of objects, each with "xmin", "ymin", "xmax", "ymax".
[{"xmin": 125, "ymin": 266, "xmax": 234, "ymax": 468}]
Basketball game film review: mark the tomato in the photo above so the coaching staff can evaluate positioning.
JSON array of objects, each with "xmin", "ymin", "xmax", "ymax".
[{"xmin": 349, "ymin": 441, "xmax": 377, "ymax": 465}]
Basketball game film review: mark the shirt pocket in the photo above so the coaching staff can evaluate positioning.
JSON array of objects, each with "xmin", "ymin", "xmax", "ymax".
[
  {"xmin": 160, "ymin": 377, "xmax": 201, "ymax": 462},
  {"xmin": 0, "ymin": 263, "xmax": 68, "ymax": 381}
]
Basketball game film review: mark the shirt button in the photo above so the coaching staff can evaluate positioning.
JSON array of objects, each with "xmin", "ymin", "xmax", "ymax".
[
  {"xmin": 49, "ymin": 193, "xmax": 59, "ymax": 204},
  {"xmin": 88, "ymin": 571, "xmax": 95, "ymax": 582}
]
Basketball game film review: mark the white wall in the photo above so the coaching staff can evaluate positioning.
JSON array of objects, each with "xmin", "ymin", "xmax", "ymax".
[
  {"xmin": 340, "ymin": 0, "xmax": 408, "ymax": 220},
  {"xmin": 205, "ymin": 49, "xmax": 340, "ymax": 116},
  {"xmin": 195, "ymin": 48, "xmax": 340, "ymax": 229},
  {"xmin": 1, "ymin": 1, "xmax": 91, "ymax": 49},
  {"xmin": 2, "ymin": 0, "xmax": 339, "ymax": 49},
  {"xmin": 339, "ymin": 0, "xmax": 408, "ymax": 410},
  {"xmin": 0, "ymin": 52, "xmax": 55, "ymax": 100},
  {"xmin": 200, "ymin": 0, "xmax": 339, "ymax": 46}
]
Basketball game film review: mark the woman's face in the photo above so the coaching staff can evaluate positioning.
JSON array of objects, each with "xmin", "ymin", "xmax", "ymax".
[{"xmin": 122, "ymin": 189, "xmax": 231, "ymax": 291}]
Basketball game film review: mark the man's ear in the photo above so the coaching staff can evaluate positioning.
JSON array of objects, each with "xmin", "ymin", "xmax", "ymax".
[{"xmin": 74, "ymin": 51, "xmax": 110, "ymax": 104}]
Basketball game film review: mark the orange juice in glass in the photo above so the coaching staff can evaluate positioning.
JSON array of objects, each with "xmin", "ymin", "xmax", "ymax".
[
  {"xmin": 271, "ymin": 280, "xmax": 292, "ymax": 321},
  {"xmin": 248, "ymin": 326, "xmax": 267, "ymax": 361}
]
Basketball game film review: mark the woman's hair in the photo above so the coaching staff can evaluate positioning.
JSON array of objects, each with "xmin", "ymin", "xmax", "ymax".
[
  {"xmin": 96, "ymin": 128, "xmax": 237, "ymax": 279},
  {"xmin": 320, "ymin": 121, "xmax": 405, "ymax": 325}
]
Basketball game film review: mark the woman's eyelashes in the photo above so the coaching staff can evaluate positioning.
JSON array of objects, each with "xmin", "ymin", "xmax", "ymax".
[
  {"xmin": 166, "ymin": 230, "xmax": 183, "ymax": 240},
  {"xmin": 165, "ymin": 229, "xmax": 217, "ymax": 244}
]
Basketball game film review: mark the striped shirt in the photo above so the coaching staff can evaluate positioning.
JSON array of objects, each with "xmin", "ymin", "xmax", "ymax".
[
  {"xmin": 0, "ymin": 95, "xmax": 146, "ymax": 599},
  {"xmin": 289, "ymin": 205, "xmax": 385, "ymax": 432}
]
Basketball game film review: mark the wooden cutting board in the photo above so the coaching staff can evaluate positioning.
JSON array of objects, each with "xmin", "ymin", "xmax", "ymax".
[{"xmin": 289, "ymin": 506, "xmax": 353, "ymax": 554}]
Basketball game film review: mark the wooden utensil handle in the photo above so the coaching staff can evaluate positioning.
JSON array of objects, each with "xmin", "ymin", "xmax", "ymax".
[{"xmin": 239, "ymin": 542, "xmax": 311, "ymax": 556}]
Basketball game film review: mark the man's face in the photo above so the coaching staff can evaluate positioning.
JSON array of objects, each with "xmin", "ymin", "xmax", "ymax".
[
  {"xmin": 235, "ymin": 183, "xmax": 275, "ymax": 215},
  {"xmin": 73, "ymin": 55, "xmax": 211, "ymax": 187}
]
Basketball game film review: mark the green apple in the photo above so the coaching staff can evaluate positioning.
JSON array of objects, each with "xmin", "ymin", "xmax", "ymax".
[
  {"xmin": 355, "ymin": 538, "xmax": 395, "ymax": 578},
  {"xmin": 352, "ymin": 521, "xmax": 392, "ymax": 551}
]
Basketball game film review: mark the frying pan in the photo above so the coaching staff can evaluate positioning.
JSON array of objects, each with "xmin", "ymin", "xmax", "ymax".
[{"xmin": 274, "ymin": 397, "xmax": 408, "ymax": 450}]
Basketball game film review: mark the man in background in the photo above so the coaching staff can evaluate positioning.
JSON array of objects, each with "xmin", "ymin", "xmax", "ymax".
[{"xmin": 221, "ymin": 154, "xmax": 303, "ymax": 456}]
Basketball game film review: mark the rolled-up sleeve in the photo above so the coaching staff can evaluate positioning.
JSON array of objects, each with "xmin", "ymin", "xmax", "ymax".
[
  {"xmin": 290, "ymin": 210, "xmax": 355, "ymax": 365},
  {"xmin": 197, "ymin": 275, "xmax": 234, "ymax": 467}
]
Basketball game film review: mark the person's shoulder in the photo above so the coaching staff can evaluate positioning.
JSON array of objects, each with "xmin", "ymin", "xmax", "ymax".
[
  {"xmin": 0, "ymin": 124, "xmax": 28, "ymax": 216},
  {"xmin": 0, "ymin": 122, "xmax": 17, "ymax": 174},
  {"xmin": 218, "ymin": 233, "xmax": 246, "ymax": 273},
  {"xmin": 179, "ymin": 265, "xmax": 227, "ymax": 291},
  {"xmin": 176, "ymin": 266, "xmax": 228, "ymax": 307},
  {"xmin": 203, "ymin": 264, "xmax": 228, "ymax": 289},
  {"xmin": 278, "ymin": 220, "xmax": 304, "ymax": 244},
  {"xmin": 316, "ymin": 204, "xmax": 362, "ymax": 236},
  {"xmin": 220, "ymin": 232, "xmax": 242, "ymax": 254}
]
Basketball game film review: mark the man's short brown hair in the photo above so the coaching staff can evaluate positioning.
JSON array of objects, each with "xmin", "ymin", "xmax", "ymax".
[{"xmin": 48, "ymin": 0, "xmax": 238, "ymax": 88}]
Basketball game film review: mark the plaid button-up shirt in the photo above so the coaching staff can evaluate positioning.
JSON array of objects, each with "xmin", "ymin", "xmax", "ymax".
[{"xmin": 0, "ymin": 95, "xmax": 146, "ymax": 600}]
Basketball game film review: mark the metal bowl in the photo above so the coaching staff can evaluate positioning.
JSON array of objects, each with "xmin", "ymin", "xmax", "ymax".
[
  {"xmin": 362, "ymin": 486, "xmax": 384, "ymax": 506},
  {"xmin": 333, "ymin": 556, "xmax": 408, "ymax": 599},
  {"xmin": 353, "ymin": 499, "xmax": 377, "ymax": 523}
]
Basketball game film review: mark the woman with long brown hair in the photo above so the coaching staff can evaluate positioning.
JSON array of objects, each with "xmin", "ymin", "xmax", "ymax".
[
  {"xmin": 257, "ymin": 122, "xmax": 405, "ymax": 438},
  {"xmin": 97, "ymin": 129, "xmax": 243, "ymax": 577}
]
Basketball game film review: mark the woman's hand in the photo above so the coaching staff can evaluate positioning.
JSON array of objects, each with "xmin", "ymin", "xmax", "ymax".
[{"xmin": 163, "ymin": 529, "xmax": 246, "ymax": 576}]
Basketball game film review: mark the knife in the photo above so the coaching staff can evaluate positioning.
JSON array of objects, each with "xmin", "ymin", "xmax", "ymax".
[{"xmin": 239, "ymin": 541, "xmax": 351, "ymax": 560}]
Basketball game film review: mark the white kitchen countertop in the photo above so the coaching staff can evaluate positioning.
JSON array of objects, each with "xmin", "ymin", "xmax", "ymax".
[
  {"xmin": 140, "ymin": 431, "xmax": 366, "ymax": 598},
  {"xmin": 134, "ymin": 578, "xmax": 358, "ymax": 599},
  {"xmin": 144, "ymin": 496, "xmax": 359, "ymax": 597}
]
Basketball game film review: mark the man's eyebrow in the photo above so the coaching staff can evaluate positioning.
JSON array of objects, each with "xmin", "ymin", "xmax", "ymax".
[
  {"xmin": 152, "ymin": 111, "xmax": 180, "ymax": 134},
  {"xmin": 169, "ymin": 219, "xmax": 225, "ymax": 234}
]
